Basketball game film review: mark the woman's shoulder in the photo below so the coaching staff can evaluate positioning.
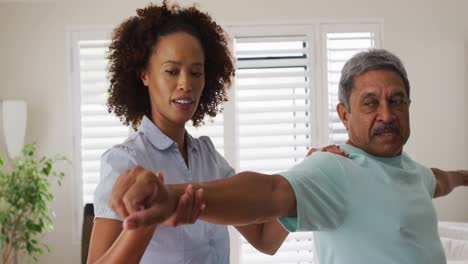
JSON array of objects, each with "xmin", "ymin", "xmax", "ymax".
[
  {"xmin": 196, "ymin": 135, "xmax": 216, "ymax": 150},
  {"xmin": 190, "ymin": 135, "xmax": 220, "ymax": 158},
  {"xmin": 101, "ymin": 134, "xmax": 141, "ymax": 162}
]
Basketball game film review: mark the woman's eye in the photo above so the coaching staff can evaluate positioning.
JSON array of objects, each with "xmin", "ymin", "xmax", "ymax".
[
  {"xmin": 165, "ymin": 70, "xmax": 178, "ymax": 75},
  {"xmin": 191, "ymin": 72, "xmax": 203, "ymax": 77}
]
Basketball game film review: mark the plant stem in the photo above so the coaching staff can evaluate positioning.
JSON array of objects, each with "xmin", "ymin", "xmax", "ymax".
[
  {"xmin": 7, "ymin": 209, "xmax": 27, "ymax": 262},
  {"xmin": 3, "ymin": 242, "xmax": 12, "ymax": 264}
]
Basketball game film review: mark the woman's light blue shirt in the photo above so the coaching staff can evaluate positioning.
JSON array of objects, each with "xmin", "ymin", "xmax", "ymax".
[{"xmin": 94, "ymin": 116, "xmax": 234, "ymax": 264}]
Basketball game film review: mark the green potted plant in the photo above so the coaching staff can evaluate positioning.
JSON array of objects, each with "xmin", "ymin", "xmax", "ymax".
[{"xmin": 0, "ymin": 143, "xmax": 66, "ymax": 263}]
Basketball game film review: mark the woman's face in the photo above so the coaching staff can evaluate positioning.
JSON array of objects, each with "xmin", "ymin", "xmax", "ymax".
[{"xmin": 141, "ymin": 32, "xmax": 205, "ymax": 127}]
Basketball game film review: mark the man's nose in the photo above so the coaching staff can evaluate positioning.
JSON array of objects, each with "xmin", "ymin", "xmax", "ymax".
[{"xmin": 377, "ymin": 102, "xmax": 395, "ymax": 122}]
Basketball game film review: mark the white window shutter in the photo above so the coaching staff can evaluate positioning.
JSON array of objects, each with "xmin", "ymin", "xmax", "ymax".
[
  {"xmin": 324, "ymin": 31, "xmax": 379, "ymax": 144},
  {"xmin": 78, "ymin": 39, "xmax": 131, "ymax": 205},
  {"xmin": 234, "ymin": 35, "xmax": 316, "ymax": 264},
  {"xmin": 235, "ymin": 36, "xmax": 312, "ymax": 173},
  {"xmin": 185, "ymin": 116, "xmax": 224, "ymax": 155}
]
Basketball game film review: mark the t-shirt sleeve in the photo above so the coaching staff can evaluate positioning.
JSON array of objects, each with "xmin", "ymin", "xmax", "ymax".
[
  {"xmin": 278, "ymin": 152, "xmax": 348, "ymax": 232},
  {"xmin": 200, "ymin": 136, "xmax": 235, "ymax": 177},
  {"xmin": 420, "ymin": 166, "xmax": 437, "ymax": 198},
  {"xmin": 93, "ymin": 145, "xmax": 138, "ymax": 221}
]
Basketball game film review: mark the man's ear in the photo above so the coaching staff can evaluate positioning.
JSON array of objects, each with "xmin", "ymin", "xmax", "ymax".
[{"xmin": 337, "ymin": 103, "xmax": 349, "ymax": 131}]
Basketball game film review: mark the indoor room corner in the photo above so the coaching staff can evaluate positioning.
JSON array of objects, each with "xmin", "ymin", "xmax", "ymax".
[{"xmin": 1, "ymin": 0, "xmax": 468, "ymax": 263}]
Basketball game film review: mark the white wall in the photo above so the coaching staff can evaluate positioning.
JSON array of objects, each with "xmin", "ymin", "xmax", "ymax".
[{"xmin": 0, "ymin": 0, "xmax": 467, "ymax": 263}]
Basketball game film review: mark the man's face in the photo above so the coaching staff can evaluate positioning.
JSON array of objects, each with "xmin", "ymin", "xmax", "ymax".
[{"xmin": 337, "ymin": 69, "xmax": 411, "ymax": 157}]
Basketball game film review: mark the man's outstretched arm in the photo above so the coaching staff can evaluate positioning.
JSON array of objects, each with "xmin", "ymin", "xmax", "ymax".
[
  {"xmin": 109, "ymin": 167, "xmax": 297, "ymax": 228},
  {"xmin": 432, "ymin": 168, "xmax": 468, "ymax": 198}
]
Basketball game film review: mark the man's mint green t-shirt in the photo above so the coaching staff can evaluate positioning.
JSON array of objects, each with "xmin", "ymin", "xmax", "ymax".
[{"xmin": 279, "ymin": 144, "xmax": 445, "ymax": 264}]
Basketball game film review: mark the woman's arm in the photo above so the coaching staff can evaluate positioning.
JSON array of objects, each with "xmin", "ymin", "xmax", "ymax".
[
  {"xmin": 87, "ymin": 218, "xmax": 156, "ymax": 264},
  {"xmin": 88, "ymin": 184, "xmax": 203, "ymax": 263},
  {"xmin": 235, "ymin": 220, "xmax": 288, "ymax": 255}
]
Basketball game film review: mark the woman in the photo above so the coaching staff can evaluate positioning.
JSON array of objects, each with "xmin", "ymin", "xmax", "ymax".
[{"xmin": 87, "ymin": 1, "xmax": 289, "ymax": 263}]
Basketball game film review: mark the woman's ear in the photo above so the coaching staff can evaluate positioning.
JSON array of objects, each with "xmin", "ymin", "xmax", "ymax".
[{"xmin": 140, "ymin": 70, "xmax": 149, "ymax": 87}]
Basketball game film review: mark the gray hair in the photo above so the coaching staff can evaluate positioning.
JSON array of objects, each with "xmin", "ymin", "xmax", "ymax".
[{"xmin": 338, "ymin": 49, "xmax": 410, "ymax": 109}]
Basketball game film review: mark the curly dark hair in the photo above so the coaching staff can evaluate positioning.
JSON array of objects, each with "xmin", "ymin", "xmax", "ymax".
[{"xmin": 107, "ymin": 0, "xmax": 235, "ymax": 129}]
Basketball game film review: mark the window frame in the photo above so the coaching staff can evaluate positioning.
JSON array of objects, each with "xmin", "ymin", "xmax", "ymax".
[
  {"xmin": 69, "ymin": 28, "xmax": 115, "ymax": 243},
  {"xmin": 224, "ymin": 21, "xmax": 382, "ymax": 263},
  {"xmin": 68, "ymin": 20, "xmax": 383, "ymax": 258}
]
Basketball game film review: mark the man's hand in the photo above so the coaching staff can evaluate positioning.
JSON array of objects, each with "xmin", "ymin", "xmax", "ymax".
[
  {"xmin": 108, "ymin": 166, "xmax": 177, "ymax": 229},
  {"xmin": 306, "ymin": 144, "xmax": 350, "ymax": 158}
]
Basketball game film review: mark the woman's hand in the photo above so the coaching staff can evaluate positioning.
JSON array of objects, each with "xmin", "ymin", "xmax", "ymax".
[
  {"xmin": 306, "ymin": 144, "xmax": 349, "ymax": 158},
  {"xmin": 161, "ymin": 184, "xmax": 205, "ymax": 227}
]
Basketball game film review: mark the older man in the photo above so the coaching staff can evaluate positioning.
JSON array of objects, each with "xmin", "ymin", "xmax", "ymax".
[{"xmin": 110, "ymin": 49, "xmax": 468, "ymax": 263}]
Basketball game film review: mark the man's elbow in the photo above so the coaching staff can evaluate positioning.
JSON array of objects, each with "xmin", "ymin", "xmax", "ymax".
[
  {"xmin": 434, "ymin": 178, "xmax": 456, "ymax": 198},
  {"xmin": 263, "ymin": 246, "xmax": 280, "ymax": 256},
  {"xmin": 260, "ymin": 248, "xmax": 279, "ymax": 256},
  {"xmin": 253, "ymin": 243, "xmax": 280, "ymax": 256}
]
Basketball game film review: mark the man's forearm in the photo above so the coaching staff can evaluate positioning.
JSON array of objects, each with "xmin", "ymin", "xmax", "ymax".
[{"xmin": 169, "ymin": 172, "xmax": 296, "ymax": 225}]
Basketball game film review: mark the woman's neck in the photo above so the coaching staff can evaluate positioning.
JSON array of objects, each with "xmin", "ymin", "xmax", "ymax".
[{"xmin": 150, "ymin": 114, "xmax": 188, "ymax": 162}]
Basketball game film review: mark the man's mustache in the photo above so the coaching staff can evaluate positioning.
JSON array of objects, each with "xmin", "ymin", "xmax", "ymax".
[{"xmin": 371, "ymin": 123, "xmax": 401, "ymax": 136}]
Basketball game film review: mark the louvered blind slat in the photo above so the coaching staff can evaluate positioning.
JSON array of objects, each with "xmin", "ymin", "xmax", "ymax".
[
  {"xmin": 235, "ymin": 35, "xmax": 315, "ymax": 264},
  {"xmin": 78, "ymin": 40, "xmax": 129, "ymax": 205},
  {"xmin": 326, "ymin": 32, "xmax": 376, "ymax": 145}
]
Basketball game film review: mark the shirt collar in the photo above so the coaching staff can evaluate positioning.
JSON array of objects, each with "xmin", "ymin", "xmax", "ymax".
[
  {"xmin": 139, "ymin": 116, "xmax": 175, "ymax": 150},
  {"xmin": 341, "ymin": 143, "xmax": 404, "ymax": 166},
  {"xmin": 185, "ymin": 131, "xmax": 197, "ymax": 151},
  {"xmin": 138, "ymin": 116, "xmax": 196, "ymax": 151}
]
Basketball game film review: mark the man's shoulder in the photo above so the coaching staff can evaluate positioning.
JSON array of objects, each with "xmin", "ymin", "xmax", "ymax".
[
  {"xmin": 400, "ymin": 152, "xmax": 427, "ymax": 167},
  {"xmin": 287, "ymin": 152, "xmax": 350, "ymax": 178}
]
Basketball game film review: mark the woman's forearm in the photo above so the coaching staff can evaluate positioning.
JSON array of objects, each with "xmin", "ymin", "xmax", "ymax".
[{"xmin": 88, "ymin": 220, "xmax": 157, "ymax": 264}]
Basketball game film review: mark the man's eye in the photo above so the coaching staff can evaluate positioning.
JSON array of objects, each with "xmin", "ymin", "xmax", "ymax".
[
  {"xmin": 364, "ymin": 101, "xmax": 378, "ymax": 107},
  {"xmin": 390, "ymin": 98, "xmax": 410, "ymax": 109}
]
